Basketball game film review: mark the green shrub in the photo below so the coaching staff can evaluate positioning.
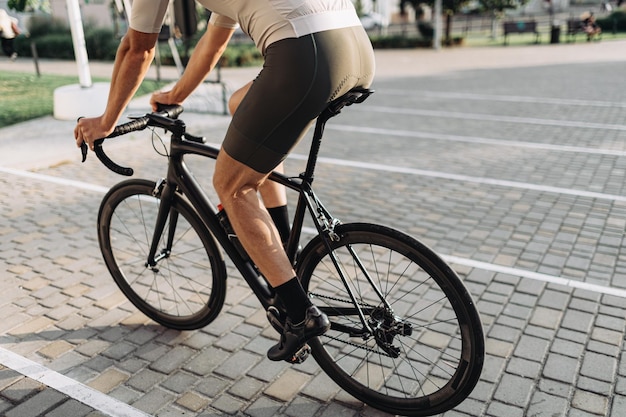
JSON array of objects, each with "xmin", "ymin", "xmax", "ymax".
[
  {"xmin": 14, "ymin": 16, "xmax": 118, "ymax": 60},
  {"xmin": 26, "ymin": 15, "xmax": 67, "ymax": 37},
  {"xmin": 226, "ymin": 44, "xmax": 262, "ymax": 67},
  {"xmin": 84, "ymin": 27, "xmax": 119, "ymax": 60},
  {"xmin": 417, "ymin": 21, "xmax": 434, "ymax": 39},
  {"xmin": 368, "ymin": 35, "xmax": 432, "ymax": 48},
  {"xmin": 157, "ymin": 41, "xmax": 262, "ymax": 68},
  {"xmin": 597, "ymin": 10, "xmax": 626, "ymax": 32},
  {"xmin": 27, "ymin": 33, "xmax": 75, "ymax": 58}
]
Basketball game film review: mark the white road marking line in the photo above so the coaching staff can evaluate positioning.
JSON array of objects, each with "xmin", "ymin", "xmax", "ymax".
[
  {"xmin": 442, "ymin": 255, "xmax": 626, "ymax": 298},
  {"xmin": 0, "ymin": 348, "xmax": 151, "ymax": 417},
  {"xmin": 0, "ymin": 167, "xmax": 109, "ymax": 193},
  {"xmin": 299, "ymin": 227, "xmax": 624, "ymax": 298},
  {"xmin": 361, "ymin": 105, "xmax": 626, "ymax": 131},
  {"xmin": 5, "ymin": 154, "xmax": 622, "ymax": 204},
  {"xmin": 328, "ymin": 125, "xmax": 626, "ymax": 157},
  {"xmin": 382, "ymin": 90, "xmax": 626, "ymax": 109},
  {"xmin": 287, "ymin": 155, "xmax": 626, "ymax": 202}
]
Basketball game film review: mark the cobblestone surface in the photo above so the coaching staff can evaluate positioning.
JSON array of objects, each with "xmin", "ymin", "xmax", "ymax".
[{"xmin": 1, "ymin": 41, "xmax": 626, "ymax": 416}]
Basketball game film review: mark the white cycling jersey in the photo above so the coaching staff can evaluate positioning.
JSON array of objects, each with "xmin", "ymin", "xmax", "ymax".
[{"xmin": 130, "ymin": 0, "xmax": 361, "ymax": 54}]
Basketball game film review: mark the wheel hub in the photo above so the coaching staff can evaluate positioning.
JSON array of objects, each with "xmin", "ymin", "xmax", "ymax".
[{"xmin": 369, "ymin": 307, "xmax": 413, "ymax": 358}]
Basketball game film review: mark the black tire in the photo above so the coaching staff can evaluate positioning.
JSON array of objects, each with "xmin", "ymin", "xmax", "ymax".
[
  {"xmin": 98, "ymin": 179, "xmax": 227, "ymax": 330},
  {"xmin": 296, "ymin": 223, "xmax": 484, "ymax": 416}
]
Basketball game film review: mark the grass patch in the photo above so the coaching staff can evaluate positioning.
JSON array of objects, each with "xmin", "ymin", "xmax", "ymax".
[{"xmin": 0, "ymin": 72, "xmax": 167, "ymax": 128}]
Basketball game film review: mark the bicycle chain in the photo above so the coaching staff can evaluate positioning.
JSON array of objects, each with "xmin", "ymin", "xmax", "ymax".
[
  {"xmin": 310, "ymin": 292, "xmax": 376, "ymax": 309},
  {"xmin": 322, "ymin": 332, "xmax": 394, "ymax": 357},
  {"xmin": 310, "ymin": 292, "xmax": 396, "ymax": 358}
]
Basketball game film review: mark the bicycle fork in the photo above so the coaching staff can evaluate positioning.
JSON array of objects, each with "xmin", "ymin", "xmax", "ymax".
[{"xmin": 145, "ymin": 179, "xmax": 175, "ymax": 271}]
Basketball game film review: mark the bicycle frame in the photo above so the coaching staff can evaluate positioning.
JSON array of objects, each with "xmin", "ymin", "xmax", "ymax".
[
  {"xmin": 150, "ymin": 133, "xmax": 278, "ymax": 311},
  {"xmin": 94, "ymin": 88, "xmax": 486, "ymax": 414},
  {"xmin": 144, "ymin": 88, "xmax": 378, "ymax": 329}
]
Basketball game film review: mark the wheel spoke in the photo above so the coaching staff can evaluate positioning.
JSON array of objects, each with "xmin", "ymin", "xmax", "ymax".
[
  {"xmin": 299, "ymin": 224, "xmax": 484, "ymax": 415},
  {"xmin": 98, "ymin": 181, "xmax": 226, "ymax": 330}
]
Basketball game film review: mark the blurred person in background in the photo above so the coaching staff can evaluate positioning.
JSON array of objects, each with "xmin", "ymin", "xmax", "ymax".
[{"xmin": 0, "ymin": 8, "xmax": 20, "ymax": 60}]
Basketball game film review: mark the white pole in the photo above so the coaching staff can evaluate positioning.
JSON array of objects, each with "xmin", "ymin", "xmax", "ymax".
[
  {"xmin": 66, "ymin": 0, "xmax": 92, "ymax": 88},
  {"xmin": 377, "ymin": 0, "xmax": 391, "ymax": 36},
  {"xmin": 433, "ymin": 0, "xmax": 442, "ymax": 50}
]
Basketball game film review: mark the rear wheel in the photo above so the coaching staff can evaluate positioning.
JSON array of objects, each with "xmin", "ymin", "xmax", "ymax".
[
  {"xmin": 98, "ymin": 179, "xmax": 227, "ymax": 330},
  {"xmin": 297, "ymin": 223, "xmax": 484, "ymax": 416}
]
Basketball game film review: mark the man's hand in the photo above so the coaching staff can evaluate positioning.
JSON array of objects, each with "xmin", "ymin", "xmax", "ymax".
[
  {"xmin": 74, "ymin": 116, "xmax": 114, "ymax": 151},
  {"xmin": 150, "ymin": 90, "xmax": 182, "ymax": 112}
]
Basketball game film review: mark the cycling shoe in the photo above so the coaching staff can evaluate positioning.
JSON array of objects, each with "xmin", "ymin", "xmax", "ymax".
[{"xmin": 267, "ymin": 305, "xmax": 330, "ymax": 362}]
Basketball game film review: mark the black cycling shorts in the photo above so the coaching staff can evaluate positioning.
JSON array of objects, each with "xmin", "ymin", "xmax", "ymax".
[{"xmin": 222, "ymin": 25, "xmax": 375, "ymax": 173}]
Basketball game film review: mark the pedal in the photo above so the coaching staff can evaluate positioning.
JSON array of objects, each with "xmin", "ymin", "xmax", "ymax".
[{"xmin": 287, "ymin": 343, "xmax": 311, "ymax": 364}]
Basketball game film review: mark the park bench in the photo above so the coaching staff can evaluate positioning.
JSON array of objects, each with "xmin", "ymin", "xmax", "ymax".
[
  {"xmin": 566, "ymin": 18, "xmax": 602, "ymax": 42},
  {"xmin": 503, "ymin": 20, "xmax": 540, "ymax": 45}
]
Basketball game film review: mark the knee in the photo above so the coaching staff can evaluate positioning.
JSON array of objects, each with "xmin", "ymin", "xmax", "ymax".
[
  {"xmin": 213, "ymin": 174, "xmax": 261, "ymax": 206},
  {"xmin": 213, "ymin": 156, "xmax": 263, "ymax": 204},
  {"xmin": 212, "ymin": 168, "xmax": 233, "ymax": 201}
]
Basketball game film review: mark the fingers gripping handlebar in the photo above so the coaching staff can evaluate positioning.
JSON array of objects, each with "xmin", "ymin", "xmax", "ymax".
[
  {"xmin": 93, "ymin": 116, "xmax": 154, "ymax": 177},
  {"xmin": 80, "ymin": 104, "xmax": 184, "ymax": 176}
]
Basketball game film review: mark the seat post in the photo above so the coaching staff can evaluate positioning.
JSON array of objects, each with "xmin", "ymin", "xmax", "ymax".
[
  {"xmin": 301, "ymin": 109, "xmax": 334, "ymax": 183},
  {"xmin": 301, "ymin": 88, "xmax": 374, "ymax": 183}
]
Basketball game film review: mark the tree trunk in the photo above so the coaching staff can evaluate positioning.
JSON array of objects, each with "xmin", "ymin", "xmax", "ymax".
[{"xmin": 445, "ymin": 13, "xmax": 452, "ymax": 43}]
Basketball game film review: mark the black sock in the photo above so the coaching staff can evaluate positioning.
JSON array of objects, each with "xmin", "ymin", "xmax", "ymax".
[
  {"xmin": 267, "ymin": 205, "xmax": 290, "ymax": 245},
  {"xmin": 274, "ymin": 277, "xmax": 312, "ymax": 323}
]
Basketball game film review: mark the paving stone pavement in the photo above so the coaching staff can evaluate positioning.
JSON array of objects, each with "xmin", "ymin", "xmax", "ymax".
[{"xmin": 1, "ymin": 39, "xmax": 626, "ymax": 416}]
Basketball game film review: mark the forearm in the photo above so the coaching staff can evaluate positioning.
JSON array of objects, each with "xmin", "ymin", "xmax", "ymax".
[{"xmin": 104, "ymin": 30, "xmax": 157, "ymax": 127}]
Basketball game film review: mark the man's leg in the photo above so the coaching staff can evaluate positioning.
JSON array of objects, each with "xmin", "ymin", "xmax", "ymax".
[
  {"xmin": 229, "ymin": 82, "xmax": 291, "ymax": 244},
  {"xmin": 1, "ymin": 39, "xmax": 11, "ymax": 57},
  {"xmin": 213, "ymin": 151, "xmax": 292, "ymax": 285},
  {"xmin": 213, "ymin": 151, "xmax": 329, "ymax": 361}
]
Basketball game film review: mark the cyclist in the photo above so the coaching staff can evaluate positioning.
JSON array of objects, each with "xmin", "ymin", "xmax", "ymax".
[{"xmin": 74, "ymin": 0, "xmax": 375, "ymax": 362}]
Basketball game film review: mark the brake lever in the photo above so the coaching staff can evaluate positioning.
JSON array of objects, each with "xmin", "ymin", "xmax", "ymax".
[
  {"xmin": 81, "ymin": 141, "xmax": 88, "ymax": 163},
  {"xmin": 77, "ymin": 117, "xmax": 89, "ymax": 163}
]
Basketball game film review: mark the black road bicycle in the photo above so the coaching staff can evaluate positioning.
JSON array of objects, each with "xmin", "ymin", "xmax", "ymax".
[{"xmin": 83, "ymin": 88, "xmax": 484, "ymax": 416}]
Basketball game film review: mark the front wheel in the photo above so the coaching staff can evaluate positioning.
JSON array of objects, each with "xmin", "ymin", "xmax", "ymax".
[
  {"xmin": 296, "ymin": 223, "xmax": 484, "ymax": 416},
  {"xmin": 98, "ymin": 179, "xmax": 227, "ymax": 330}
]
